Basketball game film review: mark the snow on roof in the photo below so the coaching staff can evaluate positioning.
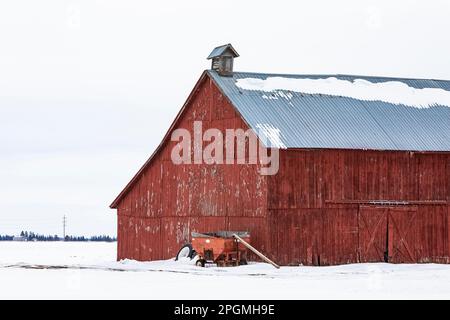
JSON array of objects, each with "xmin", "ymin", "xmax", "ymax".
[
  {"xmin": 236, "ymin": 76, "xmax": 450, "ymax": 109},
  {"xmin": 209, "ymin": 71, "xmax": 450, "ymax": 151},
  {"xmin": 255, "ymin": 123, "xmax": 287, "ymax": 149}
]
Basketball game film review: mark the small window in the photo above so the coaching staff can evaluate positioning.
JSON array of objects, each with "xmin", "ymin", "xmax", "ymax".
[{"xmin": 224, "ymin": 57, "xmax": 233, "ymax": 71}]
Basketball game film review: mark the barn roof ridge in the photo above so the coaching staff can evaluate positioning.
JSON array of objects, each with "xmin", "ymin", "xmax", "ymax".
[{"xmin": 209, "ymin": 70, "xmax": 450, "ymax": 83}]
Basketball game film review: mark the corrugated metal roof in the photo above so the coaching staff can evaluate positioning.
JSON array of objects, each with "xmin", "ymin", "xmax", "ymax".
[
  {"xmin": 207, "ymin": 44, "xmax": 240, "ymax": 59},
  {"xmin": 208, "ymin": 70, "xmax": 450, "ymax": 151}
]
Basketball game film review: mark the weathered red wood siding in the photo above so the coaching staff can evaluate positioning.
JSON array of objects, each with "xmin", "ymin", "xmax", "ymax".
[
  {"xmin": 116, "ymin": 75, "xmax": 268, "ymax": 261},
  {"xmin": 115, "ymin": 72, "xmax": 449, "ymax": 266},
  {"xmin": 268, "ymin": 150, "xmax": 450, "ymax": 265}
]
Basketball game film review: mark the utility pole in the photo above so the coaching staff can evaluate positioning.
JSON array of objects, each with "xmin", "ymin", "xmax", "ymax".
[{"xmin": 63, "ymin": 215, "xmax": 67, "ymax": 241}]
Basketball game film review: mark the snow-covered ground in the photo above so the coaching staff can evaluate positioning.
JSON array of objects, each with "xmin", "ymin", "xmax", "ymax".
[{"xmin": 1, "ymin": 241, "xmax": 450, "ymax": 299}]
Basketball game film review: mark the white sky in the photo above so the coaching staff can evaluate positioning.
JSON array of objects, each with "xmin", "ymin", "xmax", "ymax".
[{"xmin": 0, "ymin": 0, "xmax": 449, "ymax": 236}]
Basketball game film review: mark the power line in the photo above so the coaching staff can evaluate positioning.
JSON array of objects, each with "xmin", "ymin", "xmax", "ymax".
[{"xmin": 63, "ymin": 215, "xmax": 67, "ymax": 240}]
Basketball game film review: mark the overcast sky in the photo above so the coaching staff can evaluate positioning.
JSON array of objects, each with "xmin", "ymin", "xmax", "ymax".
[{"xmin": 1, "ymin": 0, "xmax": 449, "ymax": 236}]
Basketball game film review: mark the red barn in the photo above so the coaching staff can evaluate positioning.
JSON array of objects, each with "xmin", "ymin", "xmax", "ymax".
[{"xmin": 111, "ymin": 44, "xmax": 450, "ymax": 266}]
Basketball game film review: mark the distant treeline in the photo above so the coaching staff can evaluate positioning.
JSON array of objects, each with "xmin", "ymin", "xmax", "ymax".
[{"xmin": 0, "ymin": 231, "xmax": 116, "ymax": 242}]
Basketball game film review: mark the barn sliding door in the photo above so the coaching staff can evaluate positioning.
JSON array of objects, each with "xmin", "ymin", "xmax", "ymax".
[
  {"xmin": 387, "ymin": 207, "xmax": 418, "ymax": 263},
  {"xmin": 358, "ymin": 206, "xmax": 388, "ymax": 262},
  {"xmin": 358, "ymin": 205, "xmax": 418, "ymax": 263}
]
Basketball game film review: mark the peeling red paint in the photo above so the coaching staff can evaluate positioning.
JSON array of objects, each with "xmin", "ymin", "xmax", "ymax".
[{"xmin": 113, "ymin": 73, "xmax": 450, "ymax": 266}]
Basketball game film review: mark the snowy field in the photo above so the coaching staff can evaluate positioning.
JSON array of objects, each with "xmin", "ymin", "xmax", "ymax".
[{"xmin": 1, "ymin": 242, "xmax": 450, "ymax": 299}]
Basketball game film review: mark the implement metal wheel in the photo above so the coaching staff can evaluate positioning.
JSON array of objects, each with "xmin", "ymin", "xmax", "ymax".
[{"xmin": 175, "ymin": 244, "xmax": 194, "ymax": 261}]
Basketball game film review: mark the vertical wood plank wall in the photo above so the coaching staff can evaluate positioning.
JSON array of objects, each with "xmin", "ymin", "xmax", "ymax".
[
  {"xmin": 115, "ymin": 74, "xmax": 450, "ymax": 266},
  {"xmin": 268, "ymin": 150, "xmax": 450, "ymax": 265},
  {"xmin": 116, "ymin": 76, "xmax": 268, "ymax": 261}
]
